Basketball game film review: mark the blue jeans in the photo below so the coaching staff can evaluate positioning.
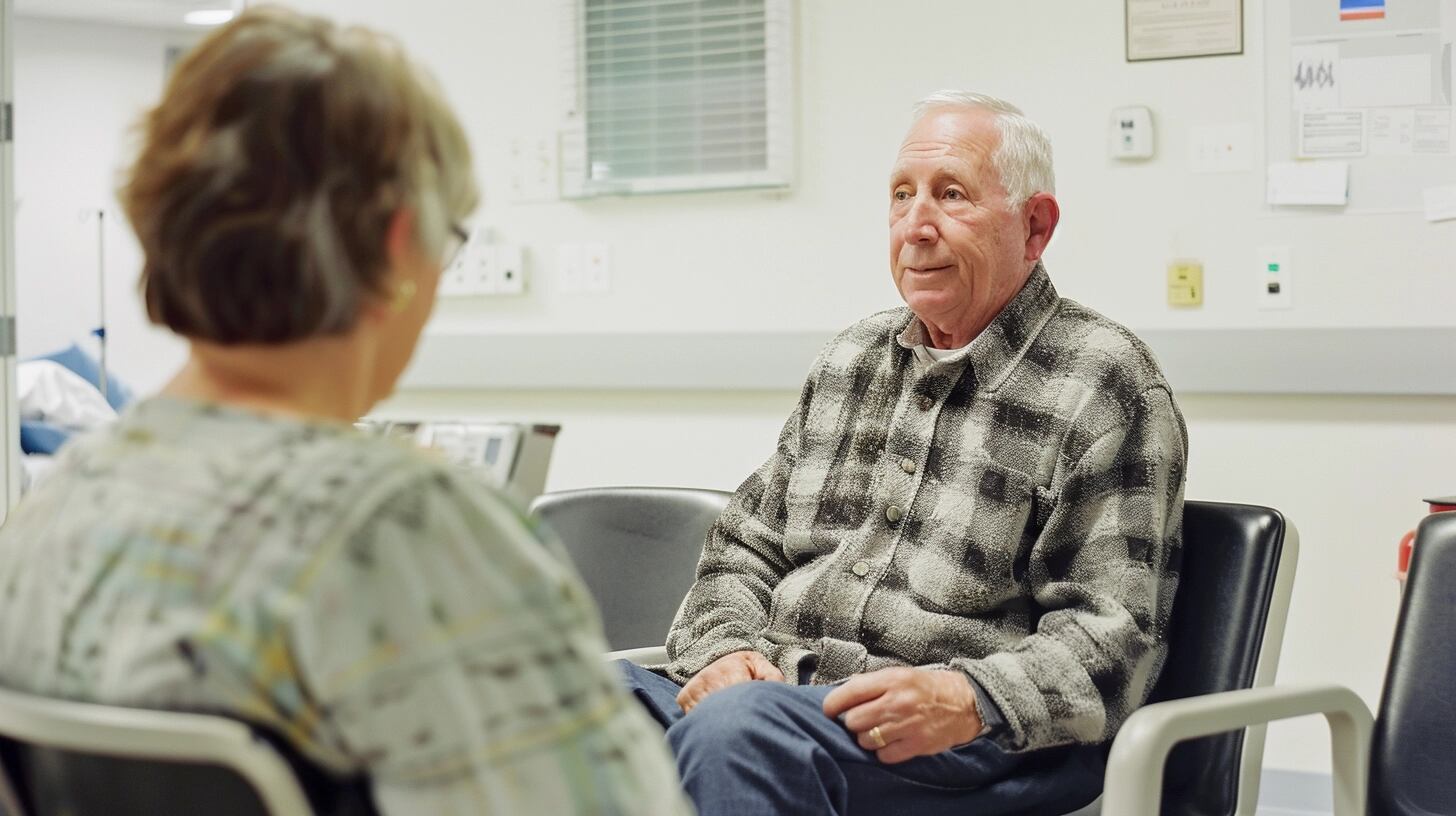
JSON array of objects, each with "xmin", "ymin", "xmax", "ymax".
[{"xmin": 617, "ymin": 661, "xmax": 1104, "ymax": 816}]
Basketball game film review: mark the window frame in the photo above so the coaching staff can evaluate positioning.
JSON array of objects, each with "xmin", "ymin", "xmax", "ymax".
[{"xmin": 561, "ymin": 0, "xmax": 795, "ymax": 198}]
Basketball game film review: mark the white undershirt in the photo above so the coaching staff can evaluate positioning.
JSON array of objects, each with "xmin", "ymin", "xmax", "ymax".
[
  {"xmin": 923, "ymin": 344, "xmax": 964, "ymax": 361},
  {"xmin": 912, "ymin": 343, "xmax": 968, "ymax": 366}
]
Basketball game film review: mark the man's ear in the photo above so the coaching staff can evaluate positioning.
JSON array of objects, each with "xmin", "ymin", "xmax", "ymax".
[{"xmin": 1023, "ymin": 193, "xmax": 1060, "ymax": 262}]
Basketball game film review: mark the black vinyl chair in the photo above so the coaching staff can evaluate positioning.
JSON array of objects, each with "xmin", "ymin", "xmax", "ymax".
[
  {"xmin": 531, "ymin": 487, "xmax": 1298, "ymax": 816},
  {"xmin": 0, "ymin": 689, "xmax": 377, "ymax": 816},
  {"xmin": 1105, "ymin": 509, "xmax": 1456, "ymax": 816},
  {"xmin": 530, "ymin": 486, "xmax": 732, "ymax": 651},
  {"xmin": 1131, "ymin": 501, "xmax": 1296, "ymax": 816},
  {"xmin": 1366, "ymin": 510, "xmax": 1456, "ymax": 815}
]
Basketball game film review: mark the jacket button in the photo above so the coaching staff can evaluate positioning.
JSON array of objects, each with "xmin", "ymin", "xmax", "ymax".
[
  {"xmin": 851, "ymin": 560, "xmax": 870, "ymax": 577},
  {"xmin": 917, "ymin": 395, "xmax": 934, "ymax": 411},
  {"xmin": 900, "ymin": 458, "xmax": 916, "ymax": 474},
  {"xmin": 885, "ymin": 504, "xmax": 904, "ymax": 523}
]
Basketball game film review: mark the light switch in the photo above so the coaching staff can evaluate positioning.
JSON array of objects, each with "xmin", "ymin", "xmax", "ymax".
[
  {"xmin": 1167, "ymin": 260, "xmax": 1203, "ymax": 307},
  {"xmin": 1189, "ymin": 123, "xmax": 1253, "ymax": 174},
  {"xmin": 556, "ymin": 242, "xmax": 610, "ymax": 294},
  {"xmin": 581, "ymin": 242, "xmax": 610, "ymax": 292}
]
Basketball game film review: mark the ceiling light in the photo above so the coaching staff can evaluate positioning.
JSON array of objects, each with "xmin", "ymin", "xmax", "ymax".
[{"xmin": 184, "ymin": 9, "xmax": 235, "ymax": 26}]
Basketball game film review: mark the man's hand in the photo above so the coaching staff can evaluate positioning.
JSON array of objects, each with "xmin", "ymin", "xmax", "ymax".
[
  {"xmin": 677, "ymin": 650, "xmax": 785, "ymax": 713},
  {"xmin": 822, "ymin": 668, "xmax": 984, "ymax": 764}
]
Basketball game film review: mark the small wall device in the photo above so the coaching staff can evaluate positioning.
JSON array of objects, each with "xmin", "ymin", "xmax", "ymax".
[{"xmin": 1110, "ymin": 106, "xmax": 1155, "ymax": 160}]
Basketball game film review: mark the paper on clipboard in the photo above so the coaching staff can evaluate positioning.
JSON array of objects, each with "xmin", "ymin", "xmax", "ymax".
[{"xmin": 1267, "ymin": 161, "xmax": 1349, "ymax": 206}]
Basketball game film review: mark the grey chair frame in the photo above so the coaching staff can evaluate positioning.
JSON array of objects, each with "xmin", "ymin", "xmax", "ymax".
[
  {"xmin": 1101, "ymin": 683, "xmax": 1371, "ymax": 815},
  {"xmin": 0, "ymin": 687, "xmax": 315, "ymax": 816}
]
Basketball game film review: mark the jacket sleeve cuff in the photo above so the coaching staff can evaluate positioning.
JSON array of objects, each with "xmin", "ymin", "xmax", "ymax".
[
  {"xmin": 964, "ymin": 675, "xmax": 1007, "ymax": 738},
  {"xmin": 951, "ymin": 658, "xmax": 1039, "ymax": 752},
  {"xmin": 664, "ymin": 634, "xmax": 757, "ymax": 684}
]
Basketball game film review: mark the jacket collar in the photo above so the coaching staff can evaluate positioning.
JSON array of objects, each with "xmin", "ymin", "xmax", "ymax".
[{"xmin": 895, "ymin": 262, "xmax": 1060, "ymax": 393}]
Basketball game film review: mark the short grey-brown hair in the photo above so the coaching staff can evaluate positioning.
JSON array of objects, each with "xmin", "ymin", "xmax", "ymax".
[
  {"xmin": 912, "ymin": 90, "xmax": 1054, "ymax": 208},
  {"xmin": 122, "ymin": 6, "xmax": 479, "ymax": 344}
]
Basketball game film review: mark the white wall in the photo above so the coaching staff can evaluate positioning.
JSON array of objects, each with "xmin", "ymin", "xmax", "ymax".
[
  {"xmin": 13, "ymin": 16, "xmax": 187, "ymax": 393},
  {"xmin": 284, "ymin": 0, "xmax": 1454, "ymax": 340}
]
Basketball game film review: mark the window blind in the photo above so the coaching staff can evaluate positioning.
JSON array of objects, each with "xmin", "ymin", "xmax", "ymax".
[{"xmin": 562, "ymin": 0, "xmax": 793, "ymax": 196}]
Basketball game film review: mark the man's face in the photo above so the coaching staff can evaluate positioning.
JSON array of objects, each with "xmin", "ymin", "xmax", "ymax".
[{"xmin": 888, "ymin": 108, "xmax": 1032, "ymax": 339}]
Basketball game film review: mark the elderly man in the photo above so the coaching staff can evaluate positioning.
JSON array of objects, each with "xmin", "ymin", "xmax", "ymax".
[{"xmin": 620, "ymin": 91, "xmax": 1187, "ymax": 815}]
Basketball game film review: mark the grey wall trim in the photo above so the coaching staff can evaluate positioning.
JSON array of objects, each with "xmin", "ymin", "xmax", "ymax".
[
  {"xmin": 400, "ymin": 327, "xmax": 1456, "ymax": 395},
  {"xmin": 1258, "ymin": 768, "xmax": 1333, "ymax": 815}
]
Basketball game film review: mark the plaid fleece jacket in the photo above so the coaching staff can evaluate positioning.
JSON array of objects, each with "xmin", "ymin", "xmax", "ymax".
[{"xmin": 665, "ymin": 264, "xmax": 1188, "ymax": 753}]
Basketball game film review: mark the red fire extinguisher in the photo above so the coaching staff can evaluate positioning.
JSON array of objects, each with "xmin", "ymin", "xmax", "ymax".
[{"xmin": 1399, "ymin": 496, "xmax": 1456, "ymax": 587}]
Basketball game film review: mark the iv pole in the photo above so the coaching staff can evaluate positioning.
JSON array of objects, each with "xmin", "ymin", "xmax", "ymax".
[{"xmin": 91, "ymin": 208, "xmax": 106, "ymax": 401}]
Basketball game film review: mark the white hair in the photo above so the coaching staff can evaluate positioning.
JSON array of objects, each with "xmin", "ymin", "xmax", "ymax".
[{"xmin": 911, "ymin": 90, "xmax": 1055, "ymax": 208}]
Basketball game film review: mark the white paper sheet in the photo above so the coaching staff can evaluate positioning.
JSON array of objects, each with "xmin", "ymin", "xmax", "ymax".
[
  {"xmin": 1422, "ymin": 184, "xmax": 1456, "ymax": 221},
  {"xmin": 1370, "ymin": 108, "xmax": 1417, "ymax": 155},
  {"xmin": 1267, "ymin": 161, "xmax": 1350, "ymax": 206},
  {"xmin": 1298, "ymin": 109, "xmax": 1367, "ymax": 157},
  {"xmin": 1413, "ymin": 107, "xmax": 1454, "ymax": 154},
  {"xmin": 1292, "ymin": 43, "xmax": 1341, "ymax": 109},
  {"xmin": 1341, "ymin": 53, "xmax": 1434, "ymax": 108}
]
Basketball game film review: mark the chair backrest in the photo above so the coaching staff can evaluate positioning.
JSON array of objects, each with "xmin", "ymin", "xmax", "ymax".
[
  {"xmin": 531, "ymin": 486, "xmax": 732, "ymax": 651},
  {"xmin": 1144, "ymin": 501, "xmax": 1295, "ymax": 816},
  {"xmin": 1368, "ymin": 511, "xmax": 1456, "ymax": 816},
  {"xmin": 0, "ymin": 687, "xmax": 377, "ymax": 816}
]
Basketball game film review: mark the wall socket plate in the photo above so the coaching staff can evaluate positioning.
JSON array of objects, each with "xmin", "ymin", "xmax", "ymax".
[
  {"xmin": 439, "ymin": 232, "xmax": 528, "ymax": 297},
  {"xmin": 1167, "ymin": 260, "xmax": 1204, "ymax": 307},
  {"xmin": 508, "ymin": 133, "xmax": 560, "ymax": 204}
]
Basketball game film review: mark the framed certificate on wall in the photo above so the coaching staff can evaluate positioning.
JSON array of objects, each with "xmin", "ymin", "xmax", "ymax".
[{"xmin": 1126, "ymin": 0, "xmax": 1244, "ymax": 62}]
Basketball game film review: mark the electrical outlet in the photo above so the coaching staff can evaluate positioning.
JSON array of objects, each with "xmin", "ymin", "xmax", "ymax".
[
  {"xmin": 438, "ymin": 244, "xmax": 472, "ymax": 296},
  {"xmin": 469, "ymin": 243, "xmax": 495, "ymax": 294},
  {"xmin": 1256, "ymin": 246, "xmax": 1294, "ymax": 310},
  {"xmin": 494, "ymin": 244, "xmax": 526, "ymax": 295}
]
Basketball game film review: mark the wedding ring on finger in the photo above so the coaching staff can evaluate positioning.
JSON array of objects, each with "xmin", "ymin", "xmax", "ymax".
[{"xmin": 867, "ymin": 725, "xmax": 887, "ymax": 750}]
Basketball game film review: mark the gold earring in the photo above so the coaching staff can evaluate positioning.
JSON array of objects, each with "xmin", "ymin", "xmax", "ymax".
[{"xmin": 391, "ymin": 280, "xmax": 417, "ymax": 313}]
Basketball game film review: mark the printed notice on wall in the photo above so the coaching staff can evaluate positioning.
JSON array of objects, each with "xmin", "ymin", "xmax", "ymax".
[
  {"xmin": 1269, "ymin": 0, "xmax": 1456, "ymax": 211},
  {"xmin": 1413, "ymin": 108, "xmax": 1453, "ymax": 154},
  {"xmin": 1299, "ymin": 109, "xmax": 1367, "ymax": 157},
  {"xmin": 1126, "ymin": 0, "xmax": 1243, "ymax": 62}
]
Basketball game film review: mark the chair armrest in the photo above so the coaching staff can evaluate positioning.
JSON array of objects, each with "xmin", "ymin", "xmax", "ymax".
[
  {"xmin": 1101, "ymin": 684, "xmax": 1373, "ymax": 816},
  {"xmin": 606, "ymin": 645, "xmax": 669, "ymax": 666}
]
